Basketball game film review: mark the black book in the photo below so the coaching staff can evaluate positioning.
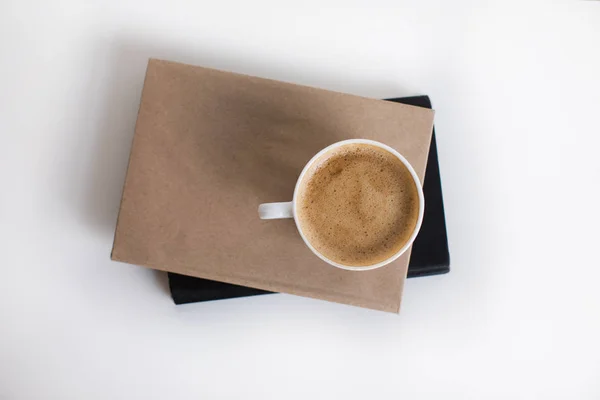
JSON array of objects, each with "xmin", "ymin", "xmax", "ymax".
[{"xmin": 169, "ymin": 95, "xmax": 449, "ymax": 305}]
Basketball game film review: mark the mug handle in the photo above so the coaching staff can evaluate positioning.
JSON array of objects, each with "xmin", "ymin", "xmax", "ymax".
[{"xmin": 258, "ymin": 201, "xmax": 294, "ymax": 220}]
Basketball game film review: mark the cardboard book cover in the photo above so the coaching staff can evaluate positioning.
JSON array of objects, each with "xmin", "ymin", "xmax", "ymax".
[{"xmin": 111, "ymin": 59, "xmax": 434, "ymax": 312}]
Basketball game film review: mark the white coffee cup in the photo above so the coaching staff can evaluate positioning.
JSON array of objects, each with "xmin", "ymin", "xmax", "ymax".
[{"xmin": 258, "ymin": 139, "xmax": 425, "ymax": 271}]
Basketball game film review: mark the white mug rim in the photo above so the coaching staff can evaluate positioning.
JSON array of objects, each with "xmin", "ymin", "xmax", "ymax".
[{"xmin": 291, "ymin": 139, "xmax": 425, "ymax": 271}]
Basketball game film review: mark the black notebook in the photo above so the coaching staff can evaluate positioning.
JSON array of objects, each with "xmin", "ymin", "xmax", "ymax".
[{"xmin": 168, "ymin": 95, "xmax": 449, "ymax": 305}]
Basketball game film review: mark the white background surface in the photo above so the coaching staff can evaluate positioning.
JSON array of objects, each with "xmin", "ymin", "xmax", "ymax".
[{"xmin": 1, "ymin": 1, "xmax": 600, "ymax": 398}]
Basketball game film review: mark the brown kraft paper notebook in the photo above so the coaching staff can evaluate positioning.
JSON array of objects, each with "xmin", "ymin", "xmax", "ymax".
[{"xmin": 111, "ymin": 59, "xmax": 435, "ymax": 312}]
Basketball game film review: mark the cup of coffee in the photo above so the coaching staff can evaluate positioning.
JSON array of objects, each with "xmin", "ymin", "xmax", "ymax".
[{"xmin": 258, "ymin": 139, "xmax": 424, "ymax": 271}]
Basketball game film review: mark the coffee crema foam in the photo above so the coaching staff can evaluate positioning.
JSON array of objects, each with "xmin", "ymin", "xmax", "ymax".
[{"xmin": 296, "ymin": 143, "xmax": 420, "ymax": 267}]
